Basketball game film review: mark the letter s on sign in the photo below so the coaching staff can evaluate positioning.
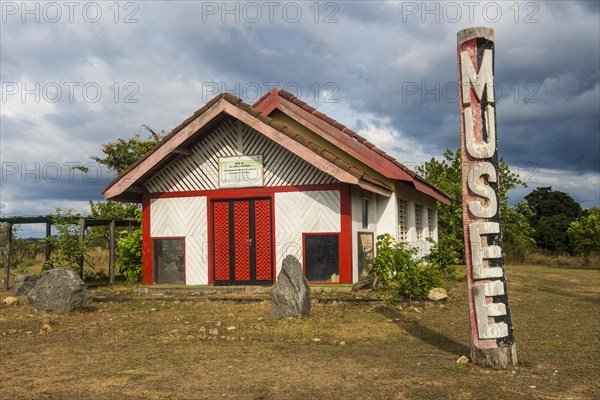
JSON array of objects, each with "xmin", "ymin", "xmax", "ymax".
[{"xmin": 468, "ymin": 162, "xmax": 498, "ymax": 218}]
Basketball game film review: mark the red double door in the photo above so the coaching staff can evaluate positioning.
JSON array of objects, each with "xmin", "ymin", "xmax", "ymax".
[{"xmin": 212, "ymin": 198, "xmax": 274, "ymax": 285}]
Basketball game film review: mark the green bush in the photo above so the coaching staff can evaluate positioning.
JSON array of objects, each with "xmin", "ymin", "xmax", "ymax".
[
  {"xmin": 115, "ymin": 209, "xmax": 143, "ymax": 283},
  {"xmin": 372, "ymin": 234, "xmax": 442, "ymax": 301}
]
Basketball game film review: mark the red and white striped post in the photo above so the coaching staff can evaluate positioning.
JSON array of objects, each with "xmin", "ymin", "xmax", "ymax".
[{"xmin": 457, "ymin": 27, "xmax": 517, "ymax": 368}]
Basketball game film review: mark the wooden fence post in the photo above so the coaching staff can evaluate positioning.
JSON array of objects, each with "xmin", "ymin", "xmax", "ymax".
[
  {"xmin": 45, "ymin": 222, "xmax": 52, "ymax": 264},
  {"xmin": 3, "ymin": 223, "xmax": 13, "ymax": 290},
  {"xmin": 109, "ymin": 220, "xmax": 116, "ymax": 284},
  {"xmin": 78, "ymin": 218, "xmax": 85, "ymax": 279},
  {"xmin": 457, "ymin": 27, "xmax": 517, "ymax": 368}
]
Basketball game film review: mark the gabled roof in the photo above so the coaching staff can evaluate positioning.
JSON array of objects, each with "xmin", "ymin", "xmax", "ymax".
[
  {"xmin": 103, "ymin": 93, "xmax": 396, "ymax": 202},
  {"xmin": 253, "ymin": 89, "xmax": 451, "ymax": 205}
]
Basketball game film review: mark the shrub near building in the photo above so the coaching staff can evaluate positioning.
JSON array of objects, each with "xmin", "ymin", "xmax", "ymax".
[{"xmin": 372, "ymin": 233, "xmax": 443, "ymax": 302}]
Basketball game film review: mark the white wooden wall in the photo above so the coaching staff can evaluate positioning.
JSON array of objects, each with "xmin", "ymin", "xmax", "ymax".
[
  {"xmin": 150, "ymin": 197, "xmax": 208, "ymax": 284},
  {"xmin": 350, "ymin": 182, "xmax": 439, "ymax": 278},
  {"xmin": 393, "ymin": 182, "xmax": 438, "ymax": 258},
  {"xmin": 144, "ymin": 118, "xmax": 337, "ymax": 192},
  {"xmin": 274, "ymin": 190, "xmax": 340, "ymax": 275}
]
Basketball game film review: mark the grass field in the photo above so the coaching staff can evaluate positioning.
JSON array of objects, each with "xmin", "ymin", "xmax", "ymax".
[{"xmin": 1, "ymin": 264, "xmax": 598, "ymax": 400}]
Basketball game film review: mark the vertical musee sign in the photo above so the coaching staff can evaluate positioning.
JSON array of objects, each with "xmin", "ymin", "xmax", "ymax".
[{"xmin": 457, "ymin": 27, "xmax": 517, "ymax": 368}]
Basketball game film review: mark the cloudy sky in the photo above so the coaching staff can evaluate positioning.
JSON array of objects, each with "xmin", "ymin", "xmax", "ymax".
[{"xmin": 1, "ymin": 0, "xmax": 599, "ymax": 236}]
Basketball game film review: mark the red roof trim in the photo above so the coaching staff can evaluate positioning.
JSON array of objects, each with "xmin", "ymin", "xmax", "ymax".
[{"xmin": 253, "ymin": 89, "xmax": 451, "ymax": 204}]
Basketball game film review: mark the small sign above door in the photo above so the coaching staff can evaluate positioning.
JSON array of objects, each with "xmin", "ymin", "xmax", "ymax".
[{"xmin": 218, "ymin": 155, "xmax": 264, "ymax": 188}]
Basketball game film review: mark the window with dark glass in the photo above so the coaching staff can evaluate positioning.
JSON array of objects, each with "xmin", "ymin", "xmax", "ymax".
[
  {"xmin": 304, "ymin": 234, "xmax": 339, "ymax": 282},
  {"xmin": 154, "ymin": 238, "xmax": 185, "ymax": 284},
  {"xmin": 361, "ymin": 198, "xmax": 369, "ymax": 229}
]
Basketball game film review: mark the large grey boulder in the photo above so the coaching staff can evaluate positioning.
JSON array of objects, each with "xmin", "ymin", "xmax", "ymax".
[
  {"xmin": 28, "ymin": 268, "xmax": 91, "ymax": 314},
  {"xmin": 270, "ymin": 255, "xmax": 310, "ymax": 318},
  {"xmin": 12, "ymin": 273, "xmax": 40, "ymax": 296}
]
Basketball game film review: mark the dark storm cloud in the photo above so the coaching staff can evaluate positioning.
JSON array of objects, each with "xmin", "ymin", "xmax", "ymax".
[{"xmin": 1, "ymin": 0, "xmax": 598, "ymax": 218}]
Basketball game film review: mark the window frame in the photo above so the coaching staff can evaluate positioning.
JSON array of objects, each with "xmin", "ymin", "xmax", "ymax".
[
  {"xmin": 357, "ymin": 231, "xmax": 374, "ymax": 280},
  {"xmin": 397, "ymin": 198, "xmax": 408, "ymax": 242},
  {"xmin": 427, "ymin": 207, "xmax": 436, "ymax": 239},
  {"xmin": 302, "ymin": 232, "xmax": 340, "ymax": 283},
  {"xmin": 153, "ymin": 236, "xmax": 186, "ymax": 285},
  {"xmin": 415, "ymin": 203, "xmax": 424, "ymax": 242},
  {"xmin": 361, "ymin": 197, "xmax": 369, "ymax": 229}
]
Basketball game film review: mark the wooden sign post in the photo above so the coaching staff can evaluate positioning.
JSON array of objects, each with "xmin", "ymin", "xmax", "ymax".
[{"xmin": 457, "ymin": 27, "xmax": 517, "ymax": 368}]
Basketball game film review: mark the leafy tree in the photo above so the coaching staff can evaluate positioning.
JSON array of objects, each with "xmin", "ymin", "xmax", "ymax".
[
  {"xmin": 567, "ymin": 207, "xmax": 600, "ymax": 257},
  {"xmin": 523, "ymin": 187, "xmax": 583, "ymax": 252},
  {"xmin": 79, "ymin": 125, "xmax": 162, "ymax": 175},
  {"xmin": 415, "ymin": 148, "xmax": 532, "ymax": 262},
  {"xmin": 536, "ymin": 214, "xmax": 573, "ymax": 253},
  {"xmin": 76, "ymin": 123, "xmax": 161, "ymax": 235},
  {"xmin": 525, "ymin": 187, "xmax": 582, "ymax": 227}
]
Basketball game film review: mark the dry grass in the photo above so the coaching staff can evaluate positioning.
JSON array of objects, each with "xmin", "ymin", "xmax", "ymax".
[
  {"xmin": 1, "ymin": 264, "xmax": 599, "ymax": 400},
  {"xmin": 23, "ymin": 246, "xmax": 113, "ymax": 281},
  {"xmin": 522, "ymin": 251, "xmax": 600, "ymax": 269}
]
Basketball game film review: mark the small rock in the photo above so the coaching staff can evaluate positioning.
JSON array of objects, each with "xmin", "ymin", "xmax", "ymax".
[
  {"xmin": 209, "ymin": 328, "xmax": 219, "ymax": 336},
  {"xmin": 339, "ymin": 341, "xmax": 346, "ymax": 346},
  {"xmin": 39, "ymin": 323, "xmax": 53, "ymax": 334},
  {"xmin": 457, "ymin": 356, "xmax": 469, "ymax": 364},
  {"xmin": 312, "ymin": 338, "xmax": 321, "ymax": 342},
  {"xmin": 428, "ymin": 288, "xmax": 449, "ymax": 301},
  {"xmin": 3, "ymin": 296, "xmax": 19, "ymax": 306},
  {"xmin": 226, "ymin": 326, "xmax": 236, "ymax": 331}
]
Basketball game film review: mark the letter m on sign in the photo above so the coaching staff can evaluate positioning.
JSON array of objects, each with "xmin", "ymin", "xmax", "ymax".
[{"xmin": 460, "ymin": 49, "xmax": 495, "ymax": 105}]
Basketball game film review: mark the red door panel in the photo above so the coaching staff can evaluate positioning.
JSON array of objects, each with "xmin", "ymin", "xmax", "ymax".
[
  {"xmin": 254, "ymin": 199, "xmax": 273, "ymax": 281},
  {"xmin": 233, "ymin": 201, "xmax": 251, "ymax": 281},
  {"xmin": 213, "ymin": 202, "xmax": 230, "ymax": 281}
]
